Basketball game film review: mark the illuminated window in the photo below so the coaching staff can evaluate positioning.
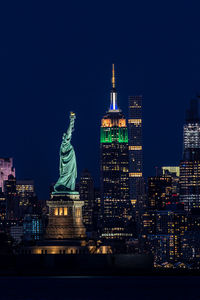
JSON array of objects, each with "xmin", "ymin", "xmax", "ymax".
[
  {"xmin": 131, "ymin": 199, "xmax": 137, "ymax": 206},
  {"xmin": 59, "ymin": 208, "xmax": 63, "ymax": 216},
  {"xmin": 128, "ymin": 119, "xmax": 142, "ymax": 124},
  {"xmin": 129, "ymin": 172, "xmax": 142, "ymax": 177},
  {"xmin": 75, "ymin": 208, "xmax": 81, "ymax": 217},
  {"xmin": 54, "ymin": 208, "xmax": 58, "ymax": 216},
  {"xmin": 118, "ymin": 119, "xmax": 126, "ymax": 127},
  {"xmin": 102, "ymin": 119, "xmax": 112, "ymax": 127},
  {"xmin": 64, "ymin": 207, "xmax": 68, "ymax": 216},
  {"xmin": 129, "ymin": 146, "xmax": 142, "ymax": 150}
]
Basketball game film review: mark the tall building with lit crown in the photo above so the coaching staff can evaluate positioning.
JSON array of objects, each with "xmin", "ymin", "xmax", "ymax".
[
  {"xmin": 100, "ymin": 65, "xmax": 132, "ymax": 240},
  {"xmin": 128, "ymin": 96, "xmax": 144, "ymax": 214},
  {"xmin": 180, "ymin": 98, "xmax": 200, "ymax": 211}
]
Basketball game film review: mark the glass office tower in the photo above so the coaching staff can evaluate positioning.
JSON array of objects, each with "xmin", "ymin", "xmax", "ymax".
[{"xmin": 180, "ymin": 98, "xmax": 200, "ymax": 211}]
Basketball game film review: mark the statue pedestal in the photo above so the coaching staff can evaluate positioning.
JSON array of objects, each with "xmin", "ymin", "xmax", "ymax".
[{"xmin": 45, "ymin": 192, "xmax": 86, "ymax": 240}]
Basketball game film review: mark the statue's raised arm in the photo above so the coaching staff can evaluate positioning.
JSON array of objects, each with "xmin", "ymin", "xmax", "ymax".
[
  {"xmin": 62, "ymin": 112, "xmax": 76, "ymax": 145},
  {"xmin": 54, "ymin": 112, "xmax": 77, "ymax": 193}
]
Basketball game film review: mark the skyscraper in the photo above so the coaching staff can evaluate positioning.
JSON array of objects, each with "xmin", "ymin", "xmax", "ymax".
[
  {"xmin": 0, "ymin": 191, "xmax": 6, "ymax": 220},
  {"xmin": 128, "ymin": 96, "xmax": 144, "ymax": 220},
  {"xmin": 179, "ymin": 98, "xmax": 200, "ymax": 211},
  {"xmin": 16, "ymin": 180, "xmax": 35, "ymax": 205},
  {"xmin": 100, "ymin": 65, "xmax": 132, "ymax": 240},
  {"xmin": 16, "ymin": 180, "xmax": 40, "ymax": 217},
  {"xmin": 4, "ymin": 175, "xmax": 19, "ymax": 220},
  {"xmin": 0, "ymin": 158, "xmax": 15, "ymax": 192},
  {"xmin": 79, "ymin": 169, "xmax": 95, "ymax": 230}
]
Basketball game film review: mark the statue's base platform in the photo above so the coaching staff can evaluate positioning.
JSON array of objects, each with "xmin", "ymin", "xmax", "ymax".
[
  {"xmin": 45, "ymin": 192, "xmax": 86, "ymax": 240},
  {"xmin": 48, "ymin": 192, "xmax": 80, "ymax": 203}
]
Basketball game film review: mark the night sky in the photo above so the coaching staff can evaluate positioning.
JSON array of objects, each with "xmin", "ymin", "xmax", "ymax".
[{"xmin": 1, "ymin": 1, "xmax": 200, "ymax": 199}]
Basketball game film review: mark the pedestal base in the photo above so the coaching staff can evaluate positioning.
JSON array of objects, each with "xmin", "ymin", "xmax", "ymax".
[{"xmin": 45, "ymin": 192, "xmax": 86, "ymax": 240}]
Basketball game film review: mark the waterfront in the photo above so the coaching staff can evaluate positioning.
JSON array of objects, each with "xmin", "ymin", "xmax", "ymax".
[{"xmin": 0, "ymin": 276, "xmax": 199, "ymax": 300}]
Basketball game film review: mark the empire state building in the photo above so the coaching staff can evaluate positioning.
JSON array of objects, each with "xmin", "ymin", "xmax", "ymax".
[{"xmin": 100, "ymin": 65, "xmax": 132, "ymax": 240}]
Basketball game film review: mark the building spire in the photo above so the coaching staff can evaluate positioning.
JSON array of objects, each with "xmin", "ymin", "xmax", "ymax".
[
  {"xmin": 109, "ymin": 64, "xmax": 119, "ymax": 112},
  {"xmin": 112, "ymin": 64, "xmax": 115, "ymax": 89}
]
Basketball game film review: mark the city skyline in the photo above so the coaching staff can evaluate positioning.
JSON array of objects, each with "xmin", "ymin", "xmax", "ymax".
[
  {"xmin": 1, "ymin": 66, "xmax": 200, "ymax": 199},
  {"xmin": 1, "ymin": 1, "xmax": 200, "ymax": 296},
  {"xmin": 1, "ymin": 2, "xmax": 200, "ymax": 200}
]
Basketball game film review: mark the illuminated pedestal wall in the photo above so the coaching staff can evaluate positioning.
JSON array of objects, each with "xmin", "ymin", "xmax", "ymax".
[{"xmin": 45, "ymin": 193, "xmax": 86, "ymax": 239}]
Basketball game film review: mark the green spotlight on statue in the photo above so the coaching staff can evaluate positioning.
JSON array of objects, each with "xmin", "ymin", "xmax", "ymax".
[{"xmin": 54, "ymin": 111, "xmax": 78, "ymax": 194}]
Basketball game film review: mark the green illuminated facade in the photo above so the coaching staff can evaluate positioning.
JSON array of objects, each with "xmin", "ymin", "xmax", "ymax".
[{"xmin": 100, "ymin": 126, "xmax": 128, "ymax": 143}]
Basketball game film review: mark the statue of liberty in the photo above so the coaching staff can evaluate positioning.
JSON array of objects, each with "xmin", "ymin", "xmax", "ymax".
[{"xmin": 54, "ymin": 112, "xmax": 77, "ymax": 193}]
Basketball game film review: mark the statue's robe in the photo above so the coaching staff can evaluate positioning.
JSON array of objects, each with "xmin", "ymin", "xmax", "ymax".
[{"xmin": 54, "ymin": 141, "xmax": 77, "ymax": 192}]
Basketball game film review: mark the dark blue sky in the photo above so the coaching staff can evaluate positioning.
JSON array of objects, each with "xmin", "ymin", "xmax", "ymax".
[{"xmin": 0, "ymin": 1, "xmax": 200, "ymax": 199}]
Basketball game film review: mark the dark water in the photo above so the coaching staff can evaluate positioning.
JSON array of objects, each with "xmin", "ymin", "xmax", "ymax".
[{"xmin": 0, "ymin": 276, "xmax": 199, "ymax": 300}]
